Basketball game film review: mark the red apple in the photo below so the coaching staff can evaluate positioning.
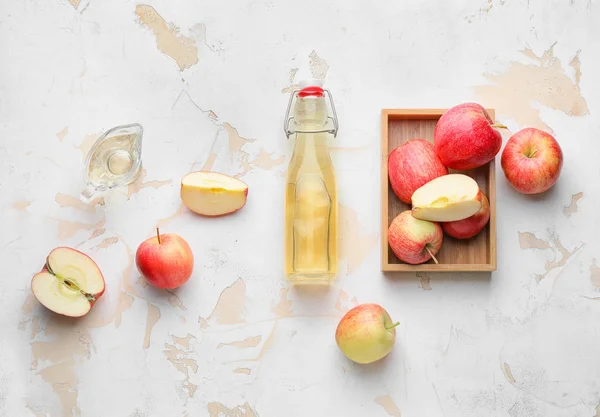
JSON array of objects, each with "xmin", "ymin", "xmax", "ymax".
[
  {"xmin": 135, "ymin": 228, "xmax": 194, "ymax": 289},
  {"xmin": 501, "ymin": 128, "xmax": 563, "ymax": 194},
  {"xmin": 442, "ymin": 193, "xmax": 490, "ymax": 239},
  {"xmin": 335, "ymin": 303, "xmax": 399, "ymax": 364},
  {"xmin": 388, "ymin": 210, "xmax": 443, "ymax": 264},
  {"xmin": 434, "ymin": 103, "xmax": 506, "ymax": 170},
  {"xmin": 388, "ymin": 139, "xmax": 448, "ymax": 204},
  {"xmin": 31, "ymin": 247, "xmax": 106, "ymax": 317}
]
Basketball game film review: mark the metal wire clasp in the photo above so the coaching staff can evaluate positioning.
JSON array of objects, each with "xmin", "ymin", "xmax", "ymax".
[{"xmin": 283, "ymin": 89, "xmax": 339, "ymax": 139}]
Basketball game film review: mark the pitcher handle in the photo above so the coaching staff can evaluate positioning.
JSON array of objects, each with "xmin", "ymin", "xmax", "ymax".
[{"xmin": 80, "ymin": 185, "xmax": 97, "ymax": 204}]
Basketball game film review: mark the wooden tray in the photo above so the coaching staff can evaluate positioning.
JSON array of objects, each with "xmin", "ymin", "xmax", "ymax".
[{"xmin": 381, "ymin": 109, "xmax": 497, "ymax": 272}]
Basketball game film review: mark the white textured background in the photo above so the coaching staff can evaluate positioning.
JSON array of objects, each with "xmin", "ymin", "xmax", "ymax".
[{"xmin": 1, "ymin": 0, "xmax": 599, "ymax": 416}]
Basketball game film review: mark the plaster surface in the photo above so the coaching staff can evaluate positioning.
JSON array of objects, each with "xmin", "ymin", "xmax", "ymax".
[{"xmin": 1, "ymin": 1, "xmax": 599, "ymax": 416}]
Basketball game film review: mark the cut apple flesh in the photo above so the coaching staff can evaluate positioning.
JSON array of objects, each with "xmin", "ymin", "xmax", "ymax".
[
  {"xmin": 181, "ymin": 171, "xmax": 248, "ymax": 216},
  {"xmin": 31, "ymin": 247, "xmax": 105, "ymax": 318},
  {"xmin": 411, "ymin": 174, "xmax": 482, "ymax": 222}
]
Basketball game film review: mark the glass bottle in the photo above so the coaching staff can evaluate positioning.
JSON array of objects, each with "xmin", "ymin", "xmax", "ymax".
[{"xmin": 284, "ymin": 83, "xmax": 339, "ymax": 283}]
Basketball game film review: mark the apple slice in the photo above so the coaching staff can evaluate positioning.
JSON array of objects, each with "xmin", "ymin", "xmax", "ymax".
[
  {"xmin": 411, "ymin": 174, "xmax": 482, "ymax": 222},
  {"xmin": 181, "ymin": 171, "xmax": 248, "ymax": 217},
  {"xmin": 31, "ymin": 247, "xmax": 106, "ymax": 317}
]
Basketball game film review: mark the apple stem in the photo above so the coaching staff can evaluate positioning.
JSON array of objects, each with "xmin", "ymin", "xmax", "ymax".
[
  {"xmin": 490, "ymin": 123, "xmax": 507, "ymax": 129},
  {"xmin": 425, "ymin": 247, "xmax": 439, "ymax": 264},
  {"xmin": 156, "ymin": 227, "xmax": 161, "ymax": 244},
  {"xmin": 386, "ymin": 321, "xmax": 400, "ymax": 330}
]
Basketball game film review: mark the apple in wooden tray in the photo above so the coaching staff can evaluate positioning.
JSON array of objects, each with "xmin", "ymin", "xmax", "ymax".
[
  {"xmin": 411, "ymin": 174, "xmax": 483, "ymax": 222},
  {"xmin": 434, "ymin": 103, "xmax": 506, "ymax": 170},
  {"xmin": 501, "ymin": 127, "xmax": 563, "ymax": 194},
  {"xmin": 136, "ymin": 228, "xmax": 194, "ymax": 289},
  {"xmin": 335, "ymin": 303, "xmax": 399, "ymax": 364},
  {"xmin": 181, "ymin": 171, "xmax": 248, "ymax": 216},
  {"xmin": 31, "ymin": 247, "xmax": 106, "ymax": 317},
  {"xmin": 388, "ymin": 139, "xmax": 448, "ymax": 204},
  {"xmin": 388, "ymin": 210, "xmax": 443, "ymax": 264},
  {"xmin": 442, "ymin": 192, "xmax": 490, "ymax": 239}
]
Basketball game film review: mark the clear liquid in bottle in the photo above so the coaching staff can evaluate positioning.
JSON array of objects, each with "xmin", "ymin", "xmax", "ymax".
[{"xmin": 284, "ymin": 85, "xmax": 338, "ymax": 283}]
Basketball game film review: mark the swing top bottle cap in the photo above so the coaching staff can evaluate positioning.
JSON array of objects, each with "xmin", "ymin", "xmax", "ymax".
[{"xmin": 298, "ymin": 86, "xmax": 324, "ymax": 98}]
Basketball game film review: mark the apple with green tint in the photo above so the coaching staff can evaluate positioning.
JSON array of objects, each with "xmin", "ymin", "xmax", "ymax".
[
  {"xmin": 335, "ymin": 303, "xmax": 399, "ymax": 364},
  {"xmin": 388, "ymin": 210, "xmax": 443, "ymax": 264},
  {"xmin": 501, "ymin": 127, "xmax": 563, "ymax": 194},
  {"xmin": 31, "ymin": 247, "xmax": 106, "ymax": 317}
]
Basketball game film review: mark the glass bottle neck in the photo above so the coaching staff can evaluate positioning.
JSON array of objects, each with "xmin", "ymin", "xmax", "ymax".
[{"xmin": 293, "ymin": 97, "xmax": 328, "ymax": 130}]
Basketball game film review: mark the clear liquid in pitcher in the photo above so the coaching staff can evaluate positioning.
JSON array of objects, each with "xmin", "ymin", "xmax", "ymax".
[{"xmin": 80, "ymin": 123, "xmax": 143, "ymax": 202}]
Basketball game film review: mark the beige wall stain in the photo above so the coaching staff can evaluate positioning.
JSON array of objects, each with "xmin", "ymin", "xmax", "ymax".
[
  {"xmin": 335, "ymin": 289, "xmax": 358, "ymax": 313},
  {"xmin": 374, "ymin": 395, "xmax": 402, "ymax": 417},
  {"xmin": 207, "ymin": 402, "xmax": 258, "ymax": 417},
  {"xmin": 538, "ymin": 237, "xmax": 583, "ymax": 282},
  {"xmin": 143, "ymin": 302, "xmax": 161, "ymax": 349},
  {"xmin": 417, "ymin": 272, "xmax": 432, "ymax": 291},
  {"xmin": 29, "ymin": 320, "xmax": 95, "ymax": 417},
  {"xmin": 233, "ymin": 367, "xmax": 251, "ymax": 375},
  {"xmin": 12, "ymin": 200, "xmax": 31, "ymax": 211},
  {"xmin": 223, "ymin": 122, "xmax": 283, "ymax": 177},
  {"xmin": 282, "ymin": 67, "xmax": 299, "ymax": 93},
  {"xmin": 503, "ymin": 362, "xmax": 517, "ymax": 383},
  {"xmin": 252, "ymin": 149, "xmax": 285, "ymax": 170},
  {"xmin": 55, "ymin": 193, "xmax": 103, "ymax": 213},
  {"xmin": 309, "ymin": 50, "xmax": 329, "ymax": 80},
  {"xmin": 518, "ymin": 234, "xmax": 584, "ymax": 282},
  {"xmin": 135, "ymin": 5, "xmax": 199, "ymax": 71},
  {"xmin": 589, "ymin": 259, "xmax": 600, "ymax": 289},
  {"xmin": 172, "ymin": 334, "xmax": 195, "ymax": 349},
  {"xmin": 56, "ymin": 127, "xmax": 69, "ymax": 142},
  {"xmin": 475, "ymin": 45, "xmax": 589, "ymax": 131},
  {"xmin": 563, "ymin": 192, "xmax": 583, "ymax": 217},
  {"xmin": 218, "ymin": 335, "xmax": 262, "ymax": 349},
  {"xmin": 94, "ymin": 236, "xmax": 119, "ymax": 250},
  {"xmin": 200, "ymin": 278, "xmax": 247, "ymax": 326},
  {"xmin": 68, "ymin": 0, "xmax": 80, "ymax": 9},
  {"xmin": 339, "ymin": 204, "xmax": 378, "ymax": 274},
  {"xmin": 271, "ymin": 288, "xmax": 293, "ymax": 318},
  {"xmin": 164, "ymin": 340, "xmax": 199, "ymax": 398},
  {"xmin": 127, "ymin": 168, "xmax": 172, "ymax": 198},
  {"xmin": 595, "ymin": 405, "xmax": 600, "ymax": 417},
  {"xmin": 518, "ymin": 231, "xmax": 550, "ymax": 250}
]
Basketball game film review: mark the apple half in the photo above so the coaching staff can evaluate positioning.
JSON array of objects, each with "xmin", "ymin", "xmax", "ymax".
[
  {"xmin": 31, "ymin": 247, "xmax": 106, "ymax": 317},
  {"xmin": 411, "ymin": 174, "xmax": 482, "ymax": 222},
  {"xmin": 181, "ymin": 171, "xmax": 248, "ymax": 217}
]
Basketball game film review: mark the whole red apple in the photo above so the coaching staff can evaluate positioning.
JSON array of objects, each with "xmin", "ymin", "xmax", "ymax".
[
  {"xmin": 388, "ymin": 139, "xmax": 448, "ymax": 204},
  {"xmin": 434, "ymin": 103, "xmax": 506, "ymax": 170},
  {"xmin": 388, "ymin": 210, "xmax": 443, "ymax": 264},
  {"xmin": 135, "ymin": 228, "xmax": 194, "ymax": 289},
  {"xmin": 501, "ymin": 128, "xmax": 563, "ymax": 194},
  {"xmin": 442, "ymin": 193, "xmax": 490, "ymax": 239},
  {"xmin": 335, "ymin": 303, "xmax": 399, "ymax": 364}
]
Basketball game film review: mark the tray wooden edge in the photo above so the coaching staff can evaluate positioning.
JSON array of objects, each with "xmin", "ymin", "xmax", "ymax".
[{"xmin": 380, "ymin": 108, "xmax": 498, "ymax": 273}]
